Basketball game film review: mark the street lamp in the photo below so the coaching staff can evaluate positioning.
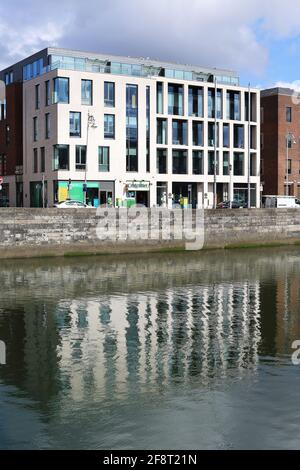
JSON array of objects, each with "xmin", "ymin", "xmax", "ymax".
[
  {"xmin": 84, "ymin": 111, "xmax": 97, "ymax": 204},
  {"xmin": 286, "ymin": 133, "xmax": 296, "ymax": 196},
  {"xmin": 229, "ymin": 164, "xmax": 233, "ymax": 209}
]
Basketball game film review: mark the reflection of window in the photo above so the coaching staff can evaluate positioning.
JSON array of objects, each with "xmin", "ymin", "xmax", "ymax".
[
  {"xmin": 234, "ymin": 152, "xmax": 244, "ymax": 176},
  {"xmin": 192, "ymin": 121, "xmax": 203, "ymax": 146},
  {"xmin": 208, "ymin": 123, "xmax": 219, "ymax": 147},
  {"xmin": 223, "ymin": 151, "xmax": 229, "ymax": 175},
  {"xmin": 189, "ymin": 86, "xmax": 203, "ymax": 117},
  {"xmin": 172, "ymin": 120, "xmax": 188, "ymax": 145},
  {"xmin": 208, "ymin": 151, "xmax": 219, "ymax": 175},
  {"xmin": 98, "ymin": 147, "xmax": 110, "ymax": 172},
  {"xmin": 208, "ymin": 89, "xmax": 222, "ymax": 118},
  {"xmin": 157, "ymin": 149, "xmax": 167, "ymax": 174},
  {"xmin": 81, "ymin": 80, "xmax": 93, "ymax": 105},
  {"xmin": 53, "ymin": 145, "xmax": 69, "ymax": 170},
  {"xmin": 76, "ymin": 145, "xmax": 86, "ymax": 171},
  {"xmin": 69, "ymin": 112, "xmax": 81, "ymax": 137},
  {"xmin": 104, "ymin": 82, "xmax": 115, "ymax": 107},
  {"xmin": 168, "ymin": 84, "xmax": 183, "ymax": 115},
  {"xmin": 234, "ymin": 124, "xmax": 244, "ymax": 148},
  {"xmin": 53, "ymin": 77, "xmax": 69, "ymax": 104},
  {"xmin": 223, "ymin": 124, "xmax": 230, "ymax": 148},
  {"xmin": 173, "ymin": 149, "xmax": 187, "ymax": 174},
  {"xmin": 227, "ymin": 91, "xmax": 241, "ymax": 120},
  {"xmin": 104, "ymin": 114, "xmax": 115, "ymax": 139},
  {"xmin": 192, "ymin": 150, "xmax": 204, "ymax": 175},
  {"xmin": 157, "ymin": 119, "xmax": 167, "ymax": 144}
]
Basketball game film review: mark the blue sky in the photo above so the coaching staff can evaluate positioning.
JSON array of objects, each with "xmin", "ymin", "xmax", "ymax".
[{"xmin": 1, "ymin": 0, "xmax": 300, "ymax": 90}]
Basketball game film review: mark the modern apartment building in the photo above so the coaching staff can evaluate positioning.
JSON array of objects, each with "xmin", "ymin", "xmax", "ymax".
[
  {"xmin": 261, "ymin": 87, "xmax": 300, "ymax": 197},
  {"xmin": 0, "ymin": 47, "xmax": 261, "ymax": 208}
]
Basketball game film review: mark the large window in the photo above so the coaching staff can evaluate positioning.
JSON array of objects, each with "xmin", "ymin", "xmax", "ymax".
[
  {"xmin": 192, "ymin": 121, "xmax": 204, "ymax": 146},
  {"xmin": 223, "ymin": 124, "xmax": 230, "ymax": 148},
  {"xmin": 234, "ymin": 124, "xmax": 244, "ymax": 149},
  {"xmin": 45, "ymin": 113, "xmax": 50, "ymax": 139},
  {"xmin": 126, "ymin": 84, "xmax": 138, "ymax": 172},
  {"xmin": 227, "ymin": 91, "xmax": 241, "ymax": 120},
  {"xmin": 189, "ymin": 86, "xmax": 203, "ymax": 117},
  {"xmin": 223, "ymin": 151, "xmax": 229, "ymax": 175},
  {"xmin": 104, "ymin": 82, "xmax": 115, "ymax": 107},
  {"xmin": 53, "ymin": 145, "xmax": 69, "ymax": 170},
  {"xmin": 70, "ymin": 112, "xmax": 81, "ymax": 137},
  {"xmin": 98, "ymin": 147, "xmax": 110, "ymax": 172},
  {"xmin": 173, "ymin": 149, "xmax": 187, "ymax": 174},
  {"xmin": 193, "ymin": 150, "xmax": 204, "ymax": 175},
  {"xmin": 104, "ymin": 114, "xmax": 115, "ymax": 139},
  {"xmin": 81, "ymin": 80, "xmax": 93, "ymax": 106},
  {"xmin": 208, "ymin": 151, "xmax": 219, "ymax": 175},
  {"xmin": 234, "ymin": 152, "xmax": 244, "ymax": 176},
  {"xmin": 168, "ymin": 84, "xmax": 183, "ymax": 115},
  {"xmin": 76, "ymin": 145, "xmax": 87, "ymax": 171},
  {"xmin": 172, "ymin": 120, "xmax": 188, "ymax": 145},
  {"xmin": 157, "ymin": 82, "xmax": 163, "ymax": 114},
  {"xmin": 208, "ymin": 122, "xmax": 219, "ymax": 147},
  {"xmin": 157, "ymin": 118, "xmax": 167, "ymax": 145},
  {"xmin": 53, "ymin": 77, "xmax": 69, "ymax": 104},
  {"xmin": 208, "ymin": 89, "xmax": 222, "ymax": 119},
  {"xmin": 157, "ymin": 149, "xmax": 167, "ymax": 174}
]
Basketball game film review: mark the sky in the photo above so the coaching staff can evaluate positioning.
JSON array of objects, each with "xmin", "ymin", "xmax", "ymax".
[{"xmin": 1, "ymin": 0, "xmax": 300, "ymax": 89}]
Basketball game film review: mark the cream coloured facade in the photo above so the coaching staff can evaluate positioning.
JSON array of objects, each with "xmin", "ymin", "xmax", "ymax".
[{"xmin": 2, "ymin": 47, "xmax": 261, "ymax": 208}]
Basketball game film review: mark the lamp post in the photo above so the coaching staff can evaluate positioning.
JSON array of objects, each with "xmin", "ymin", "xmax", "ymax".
[
  {"xmin": 286, "ymin": 132, "xmax": 296, "ymax": 196},
  {"xmin": 229, "ymin": 164, "xmax": 233, "ymax": 209},
  {"xmin": 84, "ymin": 111, "xmax": 97, "ymax": 205}
]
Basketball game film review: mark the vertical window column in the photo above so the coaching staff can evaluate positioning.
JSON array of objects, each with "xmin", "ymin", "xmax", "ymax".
[{"xmin": 126, "ymin": 84, "xmax": 138, "ymax": 172}]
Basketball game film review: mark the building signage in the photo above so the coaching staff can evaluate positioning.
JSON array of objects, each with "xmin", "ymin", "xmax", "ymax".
[{"xmin": 126, "ymin": 181, "xmax": 150, "ymax": 191}]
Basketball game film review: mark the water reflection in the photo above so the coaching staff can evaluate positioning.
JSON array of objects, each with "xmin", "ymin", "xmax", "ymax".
[{"xmin": 0, "ymin": 248, "xmax": 300, "ymax": 449}]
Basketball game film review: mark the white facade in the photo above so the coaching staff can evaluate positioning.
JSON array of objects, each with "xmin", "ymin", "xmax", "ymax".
[{"xmin": 22, "ymin": 58, "xmax": 260, "ymax": 208}]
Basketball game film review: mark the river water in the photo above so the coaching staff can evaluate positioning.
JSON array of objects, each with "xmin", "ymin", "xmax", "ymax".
[{"xmin": 1, "ymin": 248, "xmax": 300, "ymax": 450}]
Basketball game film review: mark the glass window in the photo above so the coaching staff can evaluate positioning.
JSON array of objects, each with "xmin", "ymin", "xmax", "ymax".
[
  {"xmin": 98, "ymin": 147, "xmax": 110, "ymax": 172},
  {"xmin": 45, "ymin": 81, "xmax": 50, "ymax": 106},
  {"xmin": 234, "ymin": 152, "xmax": 244, "ymax": 176},
  {"xmin": 33, "ymin": 117, "xmax": 38, "ymax": 142},
  {"xmin": 286, "ymin": 107, "xmax": 292, "ymax": 123},
  {"xmin": 45, "ymin": 113, "xmax": 50, "ymax": 139},
  {"xmin": 104, "ymin": 114, "xmax": 115, "ymax": 139},
  {"xmin": 223, "ymin": 151, "xmax": 229, "ymax": 175},
  {"xmin": 76, "ymin": 145, "xmax": 87, "ymax": 171},
  {"xmin": 53, "ymin": 77, "xmax": 69, "ymax": 104},
  {"xmin": 81, "ymin": 80, "xmax": 93, "ymax": 106},
  {"xmin": 104, "ymin": 82, "xmax": 115, "ymax": 107},
  {"xmin": 35, "ymin": 84, "xmax": 40, "ymax": 109},
  {"xmin": 234, "ymin": 124, "xmax": 244, "ymax": 149},
  {"xmin": 288, "ymin": 159, "xmax": 292, "ymax": 174},
  {"xmin": 223, "ymin": 123, "xmax": 230, "ymax": 148},
  {"xmin": 189, "ymin": 86, "xmax": 203, "ymax": 117},
  {"xmin": 208, "ymin": 122, "xmax": 219, "ymax": 147},
  {"xmin": 168, "ymin": 84, "xmax": 183, "ymax": 115},
  {"xmin": 40, "ymin": 147, "xmax": 45, "ymax": 173},
  {"xmin": 227, "ymin": 91, "xmax": 241, "ymax": 120},
  {"xmin": 157, "ymin": 118, "xmax": 167, "ymax": 145},
  {"xmin": 172, "ymin": 120, "xmax": 188, "ymax": 145},
  {"xmin": 250, "ymin": 153, "xmax": 257, "ymax": 177},
  {"xmin": 208, "ymin": 151, "xmax": 219, "ymax": 175},
  {"xmin": 157, "ymin": 82, "xmax": 164, "ymax": 114},
  {"xmin": 157, "ymin": 149, "xmax": 167, "ymax": 174},
  {"xmin": 192, "ymin": 150, "xmax": 204, "ymax": 175},
  {"xmin": 70, "ymin": 112, "xmax": 81, "ymax": 137},
  {"xmin": 173, "ymin": 149, "xmax": 187, "ymax": 174},
  {"xmin": 53, "ymin": 145, "xmax": 69, "ymax": 170},
  {"xmin": 33, "ymin": 148, "xmax": 38, "ymax": 173},
  {"xmin": 126, "ymin": 84, "xmax": 138, "ymax": 172},
  {"xmin": 192, "ymin": 121, "xmax": 203, "ymax": 146}
]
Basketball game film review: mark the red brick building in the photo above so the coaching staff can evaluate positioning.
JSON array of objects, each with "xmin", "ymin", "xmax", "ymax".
[
  {"xmin": 261, "ymin": 87, "xmax": 300, "ymax": 197},
  {"xmin": 0, "ymin": 82, "xmax": 23, "ymax": 206}
]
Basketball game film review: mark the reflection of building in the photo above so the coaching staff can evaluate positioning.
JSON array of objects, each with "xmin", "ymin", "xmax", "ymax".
[{"xmin": 0, "ymin": 47, "xmax": 260, "ymax": 208}]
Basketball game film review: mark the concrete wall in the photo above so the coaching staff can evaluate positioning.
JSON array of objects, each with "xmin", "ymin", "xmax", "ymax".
[{"xmin": 0, "ymin": 208, "xmax": 300, "ymax": 259}]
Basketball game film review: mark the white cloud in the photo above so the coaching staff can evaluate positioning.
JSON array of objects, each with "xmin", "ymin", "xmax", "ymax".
[{"xmin": 1, "ymin": 0, "xmax": 300, "ymax": 76}]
